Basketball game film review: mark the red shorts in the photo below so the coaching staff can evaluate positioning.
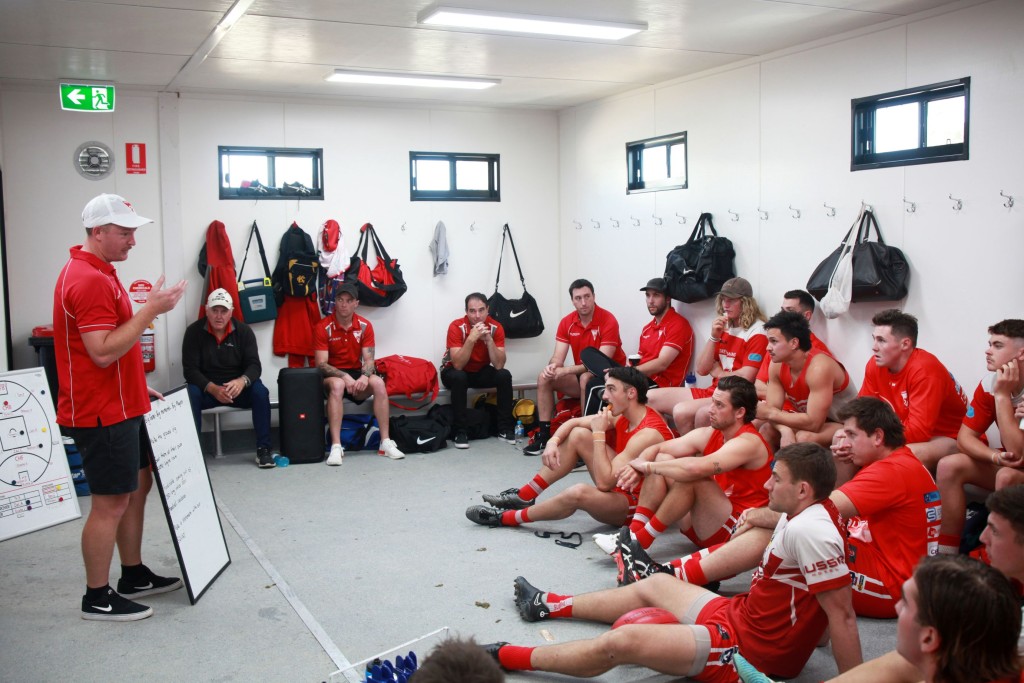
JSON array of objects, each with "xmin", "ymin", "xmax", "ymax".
[
  {"xmin": 613, "ymin": 483, "xmax": 642, "ymax": 515},
  {"xmin": 682, "ymin": 501, "xmax": 743, "ymax": 548},
  {"xmin": 848, "ymin": 541, "xmax": 899, "ymax": 618},
  {"xmin": 690, "ymin": 386, "xmax": 715, "ymax": 400},
  {"xmin": 691, "ymin": 597, "xmax": 741, "ymax": 683}
]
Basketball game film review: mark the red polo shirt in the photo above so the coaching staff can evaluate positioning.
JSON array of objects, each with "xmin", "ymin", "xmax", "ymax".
[
  {"xmin": 555, "ymin": 305, "xmax": 626, "ymax": 366},
  {"xmin": 314, "ymin": 313, "xmax": 375, "ymax": 370},
  {"xmin": 53, "ymin": 246, "xmax": 149, "ymax": 427}
]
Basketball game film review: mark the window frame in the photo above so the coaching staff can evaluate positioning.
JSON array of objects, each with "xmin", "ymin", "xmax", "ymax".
[
  {"xmin": 409, "ymin": 151, "xmax": 500, "ymax": 202},
  {"xmin": 626, "ymin": 131, "xmax": 688, "ymax": 194},
  {"xmin": 851, "ymin": 77, "xmax": 970, "ymax": 172},
  {"xmin": 218, "ymin": 145, "xmax": 324, "ymax": 200}
]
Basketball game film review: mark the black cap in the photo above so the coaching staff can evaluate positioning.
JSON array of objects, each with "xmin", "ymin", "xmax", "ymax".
[
  {"xmin": 334, "ymin": 282, "xmax": 359, "ymax": 299},
  {"xmin": 640, "ymin": 277, "xmax": 668, "ymax": 294}
]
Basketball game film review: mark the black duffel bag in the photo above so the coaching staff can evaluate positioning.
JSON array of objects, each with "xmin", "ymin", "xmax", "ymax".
[
  {"xmin": 663, "ymin": 213, "xmax": 736, "ymax": 303},
  {"xmin": 487, "ymin": 223, "xmax": 544, "ymax": 338},
  {"xmin": 807, "ymin": 208, "xmax": 910, "ymax": 303},
  {"xmin": 388, "ymin": 414, "xmax": 448, "ymax": 453}
]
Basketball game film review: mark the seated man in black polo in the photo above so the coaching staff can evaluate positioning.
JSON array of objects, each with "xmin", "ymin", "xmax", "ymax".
[
  {"xmin": 442, "ymin": 293, "xmax": 514, "ymax": 448},
  {"xmin": 183, "ymin": 288, "xmax": 277, "ymax": 468}
]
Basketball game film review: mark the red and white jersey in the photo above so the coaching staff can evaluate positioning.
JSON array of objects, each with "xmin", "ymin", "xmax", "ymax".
[
  {"xmin": 757, "ymin": 332, "xmax": 831, "ymax": 384},
  {"xmin": 777, "ymin": 349, "xmax": 857, "ymax": 421},
  {"xmin": 443, "ymin": 315, "xmax": 506, "ymax": 373},
  {"xmin": 963, "ymin": 372, "xmax": 1024, "ymax": 435},
  {"xmin": 54, "ymin": 246, "xmax": 149, "ymax": 427},
  {"xmin": 607, "ymin": 406, "xmax": 673, "ymax": 451},
  {"xmin": 859, "ymin": 347, "xmax": 967, "ymax": 443},
  {"xmin": 727, "ymin": 499, "xmax": 850, "ymax": 680},
  {"xmin": 315, "ymin": 312, "xmax": 374, "ymax": 370},
  {"xmin": 705, "ymin": 422, "xmax": 773, "ymax": 511},
  {"xmin": 638, "ymin": 308, "xmax": 693, "ymax": 388},
  {"xmin": 712, "ymin": 322, "xmax": 767, "ymax": 386},
  {"xmin": 555, "ymin": 305, "xmax": 626, "ymax": 366},
  {"xmin": 840, "ymin": 446, "xmax": 941, "ymax": 592}
]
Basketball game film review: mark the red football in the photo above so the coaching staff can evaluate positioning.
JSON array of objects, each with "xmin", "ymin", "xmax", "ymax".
[{"xmin": 611, "ymin": 607, "xmax": 680, "ymax": 629}]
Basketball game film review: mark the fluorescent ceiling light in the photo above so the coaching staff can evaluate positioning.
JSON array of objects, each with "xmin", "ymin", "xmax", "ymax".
[
  {"xmin": 325, "ymin": 69, "xmax": 499, "ymax": 90},
  {"xmin": 418, "ymin": 6, "xmax": 646, "ymax": 40}
]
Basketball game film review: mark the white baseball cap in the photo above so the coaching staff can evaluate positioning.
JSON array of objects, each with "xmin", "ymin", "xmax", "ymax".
[
  {"xmin": 206, "ymin": 288, "xmax": 234, "ymax": 310},
  {"xmin": 82, "ymin": 193, "xmax": 153, "ymax": 229}
]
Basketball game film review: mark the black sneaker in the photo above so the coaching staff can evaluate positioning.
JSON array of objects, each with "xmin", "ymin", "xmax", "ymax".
[
  {"xmin": 482, "ymin": 488, "xmax": 534, "ymax": 510},
  {"xmin": 496, "ymin": 429, "xmax": 516, "ymax": 444},
  {"xmin": 617, "ymin": 527, "xmax": 671, "ymax": 586},
  {"xmin": 81, "ymin": 588, "xmax": 153, "ymax": 622},
  {"xmin": 453, "ymin": 431, "xmax": 469, "ymax": 449},
  {"xmin": 466, "ymin": 505, "xmax": 504, "ymax": 527},
  {"xmin": 481, "ymin": 642, "xmax": 508, "ymax": 667},
  {"xmin": 255, "ymin": 447, "xmax": 277, "ymax": 469},
  {"xmin": 513, "ymin": 576, "xmax": 549, "ymax": 622},
  {"xmin": 522, "ymin": 437, "xmax": 546, "ymax": 456},
  {"xmin": 116, "ymin": 566, "xmax": 183, "ymax": 598}
]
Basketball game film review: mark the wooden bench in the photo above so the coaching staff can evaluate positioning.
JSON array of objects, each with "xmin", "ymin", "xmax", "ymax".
[{"xmin": 204, "ymin": 383, "xmax": 537, "ymax": 457}]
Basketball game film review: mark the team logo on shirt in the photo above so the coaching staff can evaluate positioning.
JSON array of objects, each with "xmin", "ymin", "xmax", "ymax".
[
  {"xmin": 353, "ymin": 331, "xmax": 362, "ymax": 341},
  {"xmin": 592, "ymin": 330, "xmax": 599, "ymax": 340},
  {"xmin": 901, "ymin": 390, "xmax": 909, "ymax": 407}
]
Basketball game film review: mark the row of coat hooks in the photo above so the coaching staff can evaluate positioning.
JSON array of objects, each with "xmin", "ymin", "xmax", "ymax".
[{"xmin": 570, "ymin": 190, "xmax": 1016, "ymax": 228}]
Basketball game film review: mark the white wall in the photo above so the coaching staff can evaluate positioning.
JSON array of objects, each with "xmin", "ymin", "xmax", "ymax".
[
  {"xmin": 0, "ymin": 87, "xmax": 560, "ymax": 411},
  {"xmin": 558, "ymin": 0, "xmax": 1024, "ymax": 398}
]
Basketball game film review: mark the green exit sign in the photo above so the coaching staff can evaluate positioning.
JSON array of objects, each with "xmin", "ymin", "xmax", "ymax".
[{"xmin": 60, "ymin": 83, "xmax": 116, "ymax": 112}]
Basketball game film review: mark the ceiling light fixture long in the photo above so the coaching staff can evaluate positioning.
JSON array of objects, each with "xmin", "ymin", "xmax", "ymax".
[
  {"xmin": 418, "ymin": 6, "xmax": 646, "ymax": 40},
  {"xmin": 325, "ymin": 69, "xmax": 499, "ymax": 90}
]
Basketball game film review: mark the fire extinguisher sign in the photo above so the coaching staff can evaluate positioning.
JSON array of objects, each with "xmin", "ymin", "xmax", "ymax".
[
  {"xmin": 129, "ymin": 280, "xmax": 152, "ymax": 305},
  {"xmin": 126, "ymin": 142, "xmax": 147, "ymax": 174}
]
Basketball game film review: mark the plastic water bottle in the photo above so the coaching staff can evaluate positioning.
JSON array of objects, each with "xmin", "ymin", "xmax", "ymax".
[
  {"xmin": 514, "ymin": 420, "xmax": 525, "ymax": 446},
  {"xmin": 685, "ymin": 372, "xmax": 697, "ymax": 388}
]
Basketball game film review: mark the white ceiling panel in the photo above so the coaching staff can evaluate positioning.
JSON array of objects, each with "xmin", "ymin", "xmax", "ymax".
[
  {"xmin": 0, "ymin": 44, "xmax": 185, "ymax": 86},
  {"xmin": 0, "ymin": 0, "xmax": 972, "ymax": 110}
]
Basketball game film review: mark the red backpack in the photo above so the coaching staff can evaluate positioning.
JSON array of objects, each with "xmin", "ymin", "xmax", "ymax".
[{"xmin": 374, "ymin": 355, "xmax": 439, "ymax": 410}]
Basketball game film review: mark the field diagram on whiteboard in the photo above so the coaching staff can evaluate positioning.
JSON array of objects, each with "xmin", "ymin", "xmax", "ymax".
[{"xmin": 0, "ymin": 372, "xmax": 79, "ymax": 540}]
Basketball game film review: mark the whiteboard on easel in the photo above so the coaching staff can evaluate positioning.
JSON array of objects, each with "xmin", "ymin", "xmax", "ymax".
[
  {"xmin": 0, "ymin": 367, "xmax": 80, "ymax": 542},
  {"xmin": 145, "ymin": 386, "xmax": 230, "ymax": 604}
]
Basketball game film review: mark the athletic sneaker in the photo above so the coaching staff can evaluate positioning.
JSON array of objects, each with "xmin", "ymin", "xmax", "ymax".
[
  {"xmin": 482, "ymin": 488, "xmax": 534, "ymax": 510},
  {"xmin": 81, "ymin": 587, "xmax": 153, "ymax": 622},
  {"xmin": 255, "ymin": 447, "xmax": 277, "ymax": 469},
  {"xmin": 116, "ymin": 565, "xmax": 183, "ymax": 598},
  {"xmin": 481, "ymin": 642, "xmax": 508, "ymax": 666},
  {"xmin": 616, "ymin": 526, "xmax": 672, "ymax": 586},
  {"xmin": 733, "ymin": 653, "xmax": 778, "ymax": 683},
  {"xmin": 522, "ymin": 437, "xmax": 546, "ymax": 456},
  {"xmin": 326, "ymin": 444, "xmax": 344, "ymax": 466},
  {"xmin": 592, "ymin": 531, "xmax": 618, "ymax": 555},
  {"xmin": 378, "ymin": 438, "xmax": 405, "ymax": 460},
  {"xmin": 453, "ymin": 431, "xmax": 469, "ymax": 449},
  {"xmin": 466, "ymin": 505, "xmax": 504, "ymax": 527},
  {"xmin": 496, "ymin": 429, "xmax": 516, "ymax": 444},
  {"xmin": 513, "ymin": 576, "xmax": 549, "ymax": 622}
]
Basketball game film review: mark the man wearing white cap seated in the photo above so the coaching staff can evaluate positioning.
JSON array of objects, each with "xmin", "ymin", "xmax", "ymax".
[
  {"xmin": 183, "ymin": 288, "xmax": 278, "ymax": 468},
  {"xmin": 55, "ymin": 193, "xmax": 187, "ymax": 622}
]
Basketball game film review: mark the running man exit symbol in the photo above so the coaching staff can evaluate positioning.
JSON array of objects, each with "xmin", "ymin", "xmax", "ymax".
[{"xmin": 60, "ymin": 83, "xmax": 116, "ymax": 112}]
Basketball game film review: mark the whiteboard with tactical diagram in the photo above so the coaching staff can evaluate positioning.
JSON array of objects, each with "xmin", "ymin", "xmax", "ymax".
[{"xmin": 0, "ymin": 368, "xmax": 81, "ymax": 542}]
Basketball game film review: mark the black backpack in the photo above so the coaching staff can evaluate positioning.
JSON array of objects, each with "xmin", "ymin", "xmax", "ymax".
[
  {"xmin": 389, "ymin": 414, "xmax": 448, "ymax": 453},
  {"xmin": 429, "ymin": 404, "xmax": 491, "ymax": 440},
  {"xmin": 272, "ymin": 222, "xmax": 320, "ymax": 305},
  {"xmin": 663, "ymin": 213, "xmax": 736, "ymax": 303}
]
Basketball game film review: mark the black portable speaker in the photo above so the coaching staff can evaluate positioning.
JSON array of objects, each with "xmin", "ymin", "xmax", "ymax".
[{"xmin": 277, "ymin": 367, "xmax": 325, "ymax": 463}]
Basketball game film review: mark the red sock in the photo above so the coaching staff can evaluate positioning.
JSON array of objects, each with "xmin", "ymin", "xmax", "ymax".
[
  {"xmin": 679, "ymin": 552, "xmax": 708, "ymax": 585},
  {"xmin": 634, "ymin": 515, "xmax": 667, "ymax": 549},
  {"xmin": 517, "ymin": 475, "xmax": 549, "ymax": 502},
  {"xmin": 630, "ymin": 506, "xmax": 655, "ymax": 533},
  {"xmin": 545, "ymin": 591, "xmax": 574, "ymax": 618},
  {"xmin": 497, "ymin": 645, "xmax": 535, "ymax": 671},
  {"xmin": 501, "ymin": 509, "xmax": 532, "ymax": 526},
  {"xmin": 937, "ymin": 534, "xmax": 960, "ymax": 555}
]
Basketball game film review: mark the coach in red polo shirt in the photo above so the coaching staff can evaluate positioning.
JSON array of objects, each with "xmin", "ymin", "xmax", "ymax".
[{"xmin": 55, "ymin": 194, "xmax": 186, "ymax": 622}]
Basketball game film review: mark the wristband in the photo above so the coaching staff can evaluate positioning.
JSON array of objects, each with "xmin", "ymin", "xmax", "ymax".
[
  {"xmin": 709, "ymin": 336, "xmax": 722, "ymax": 343},
  {"xmin": 992, "ymin": 451, "xmax": 1001, "ymax": 465},
  {"xmin": 592, "ymin": 431, "xmax": 605, "ymax": 437}
]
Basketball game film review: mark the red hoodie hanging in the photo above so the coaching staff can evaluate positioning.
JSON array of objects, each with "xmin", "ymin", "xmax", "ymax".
[{"xmin": 343, "ymin": 223, "xmax": 407, "ymax": 307}]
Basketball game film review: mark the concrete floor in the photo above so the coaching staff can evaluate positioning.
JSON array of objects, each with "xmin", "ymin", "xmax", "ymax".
[{"xmin": 1, "ymin": 430, "xmax": 896, "ymax": 682}]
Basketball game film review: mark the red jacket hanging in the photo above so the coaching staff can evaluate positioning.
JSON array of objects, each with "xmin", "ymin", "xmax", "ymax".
[{"xmin": 198, "ymin": 220, "xmax": 243, "ymax": 321}]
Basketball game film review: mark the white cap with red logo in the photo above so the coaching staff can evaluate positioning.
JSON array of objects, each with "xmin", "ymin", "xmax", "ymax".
[
  {"xmin": 82, "ymin": 193, "xmax": 153, "ymax": 229},
  {"xmin": 206, "ymin": 288, "xmax": 234, "ymax": 310}
]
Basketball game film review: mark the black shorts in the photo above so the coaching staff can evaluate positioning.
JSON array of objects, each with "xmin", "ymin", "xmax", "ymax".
[
  {"xmin": 323, "ymin": 368, "xmax": 368, "ymax": 405},
  {"xmin": 64, "ymin": 416, "xmax": 151, "ymax": 495}
]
